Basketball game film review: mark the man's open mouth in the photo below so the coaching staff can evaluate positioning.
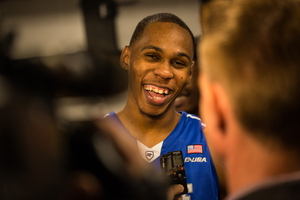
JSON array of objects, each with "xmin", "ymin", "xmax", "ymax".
[{"xmin": 144, "ymin": 85, "xmax": 172, "ymax": 104}]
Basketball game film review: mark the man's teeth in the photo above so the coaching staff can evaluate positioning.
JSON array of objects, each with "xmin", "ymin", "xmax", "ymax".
[{"xmin": 145, "ymin": 86, "xmax": 169, "ymax": 95}]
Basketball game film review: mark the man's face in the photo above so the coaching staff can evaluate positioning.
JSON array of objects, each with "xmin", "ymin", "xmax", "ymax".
[{"xmin": 124, "ymin": 22, "xmax": 194, "ymax": 117}]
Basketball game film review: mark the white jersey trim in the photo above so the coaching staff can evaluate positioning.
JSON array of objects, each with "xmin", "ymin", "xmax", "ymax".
[
  {"xmin": 186, "ymin": 114, "xmax": 200, "ymax": 120},
  {"xmin": 186, "ymin": 114, "xmax": 206, "ymax": 128}
]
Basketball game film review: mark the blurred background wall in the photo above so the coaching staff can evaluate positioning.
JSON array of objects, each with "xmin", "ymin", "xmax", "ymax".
[{"xmin": 0, "ymin": 0, "xmax": 200, "ymax": 116}]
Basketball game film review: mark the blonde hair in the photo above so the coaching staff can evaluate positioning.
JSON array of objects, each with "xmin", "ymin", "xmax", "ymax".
[{"xmin": 201, "ymin": 0, "xmax": 300, "ymax": 150}]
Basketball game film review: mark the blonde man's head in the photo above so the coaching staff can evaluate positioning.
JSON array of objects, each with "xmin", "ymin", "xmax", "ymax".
[{"xmin": 200, "ymin": 0, "xmax": 300, "ymax": 151}]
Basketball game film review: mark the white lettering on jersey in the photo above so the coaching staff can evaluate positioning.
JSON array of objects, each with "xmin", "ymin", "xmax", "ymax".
[
  {"xmin": 184, "ymin": 157, "xmax": 207, "ymax": 163},
  {"xmin": 187, "ymin": 183, "xmax": 193, "ymax": 193},
  {"xmin": 181, "ymin": 194, "xmax": 191, "ymax": 200}
]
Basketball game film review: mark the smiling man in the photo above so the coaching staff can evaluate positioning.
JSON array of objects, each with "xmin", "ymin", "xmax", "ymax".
[{"xmin": 106, "ymin": 13, "xmax": 219, "ymax": 200}]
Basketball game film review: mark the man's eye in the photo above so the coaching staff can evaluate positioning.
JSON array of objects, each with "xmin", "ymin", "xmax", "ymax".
[
  {"xmin": 172, "ymin": 60, "xmax": 186, "ymax": 67},
  {"xmin": 146, "ymin": 54, "xmax": 158, "ymax": 59}
]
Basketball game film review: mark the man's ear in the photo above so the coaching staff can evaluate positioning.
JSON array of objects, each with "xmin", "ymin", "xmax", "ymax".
[
  {"xmin": 200, "ymin": 74, "xmax": 230, "ymax": 160},
  {"xmin": 187, "ymin": 61, "xmax": 195, "ymax": 85},
  {"xmin": 120, "ymin": 45, "xmax": 130, "ymax": 70},
  {"xmin": 211, "ymin": 83, "xmax": 228, "ymax": 135}
]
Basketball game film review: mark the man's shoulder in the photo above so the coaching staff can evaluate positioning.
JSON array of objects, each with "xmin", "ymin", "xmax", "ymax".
[
  {"xmin": 180, "ymin": 111, "xmax": 200, "ymax": 120},
  {"xmin": 230, "ymin": 173, "xmax": 300, "ymax": 200},
  {"xmin": 104, "ymin": 111, "xmax": 117, "ymax": 118},
  {"xmin": 238, "ymin": 180, "xmax": 300, "ymax": 200},
  {"xmin": 186, "ymin": 113, "xmax": 201, "ymax": 121},
  {"xmin": 179, "ymin": 111, "xmax": 206, "ymax": 129},
  {"xmin": 103, "ymin": 111, "xmax": 123, "ymax": 126}
]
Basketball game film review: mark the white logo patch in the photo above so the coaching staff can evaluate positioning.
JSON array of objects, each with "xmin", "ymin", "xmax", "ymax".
[
  {"xmin": 137, "ymin": 141, "xmax": 163, "ymax": 163},
  {"xmin": 145, "ymin": 151, "xmax": 154, "ymax": 161},
  {"xmin": 184, "ymin": 157, "xmax": 207, "ymax": 163}
]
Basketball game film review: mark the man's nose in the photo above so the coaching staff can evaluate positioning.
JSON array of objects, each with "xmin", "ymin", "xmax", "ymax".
[{"xmin": 153, "ymin": 61, "xmax": 174, "ymax": 79}]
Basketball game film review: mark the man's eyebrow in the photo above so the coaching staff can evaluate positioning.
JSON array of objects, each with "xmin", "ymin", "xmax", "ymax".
[
  {"xmin": 176, "ymin": 52, "xmax": 192, "ymax": 62},
  {"xmin": 141, "ymin": 45, "xmax": 163, "ymax": 53},
  {"xmin": 141, "ymin": 45, "xmax": 192, "ymax": 62}
]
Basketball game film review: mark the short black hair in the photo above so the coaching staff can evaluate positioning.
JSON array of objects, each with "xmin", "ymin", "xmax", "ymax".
[{"xmin": 129, "ymin": 13, "xmax": 195, "ymax": 56}]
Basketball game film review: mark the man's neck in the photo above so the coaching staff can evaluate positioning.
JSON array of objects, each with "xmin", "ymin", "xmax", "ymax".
[
  {"xmin": 117, "ymin": 102, "xmax": 181, "ymax": 148},
  {"xmin": 226, "ymin": 133, "xmax": 300, "ymax": 195}
]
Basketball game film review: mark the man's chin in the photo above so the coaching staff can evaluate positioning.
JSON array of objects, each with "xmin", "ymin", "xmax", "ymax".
[{"xmin": 139, "ymin": 106, "xmax": 170, "ymax": 119}]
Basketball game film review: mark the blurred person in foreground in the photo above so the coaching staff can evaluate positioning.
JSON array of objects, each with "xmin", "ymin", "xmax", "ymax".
[
  {"xmin": 199, "ymin": 0, "xmax": 300, "ymax": 199},
  {"xmin": 0, "ymin": 52, "xmax": 168, "ymax": 200},
  {"xmin": 106, "ymin": 13, "xmax": 219, "ymax": 200}
]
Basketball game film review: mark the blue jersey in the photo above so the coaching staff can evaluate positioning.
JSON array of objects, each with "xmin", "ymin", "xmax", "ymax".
[{"xmin": 106, "ymin": 111, "xmax": 219, "ymax": 200}]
